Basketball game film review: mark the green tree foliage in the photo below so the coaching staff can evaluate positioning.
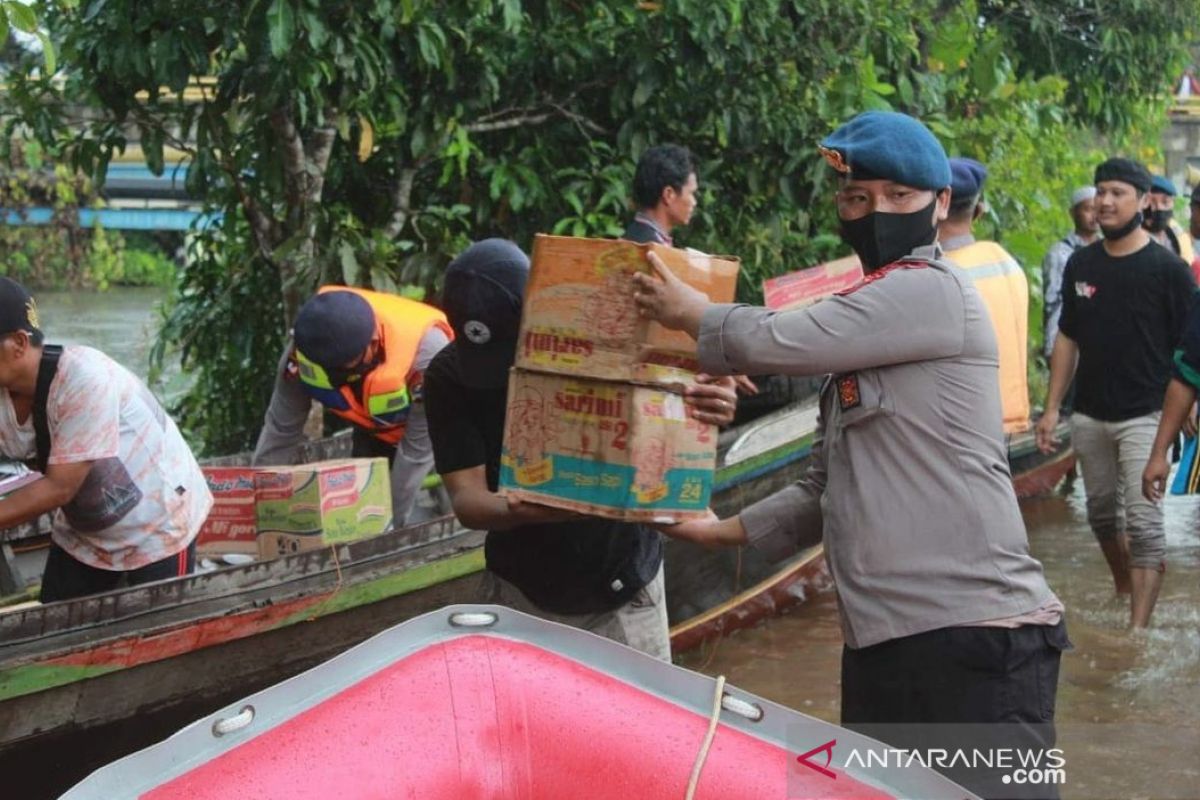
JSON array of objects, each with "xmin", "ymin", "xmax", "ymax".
[{"xmin": 1, "ymin": 0, "xmax": 1195, "ymax": 452}]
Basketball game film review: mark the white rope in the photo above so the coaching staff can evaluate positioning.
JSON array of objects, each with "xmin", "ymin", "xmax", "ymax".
[{"xmin": 685, "ymin": 674, "xmax": 726, "ymax": 800}]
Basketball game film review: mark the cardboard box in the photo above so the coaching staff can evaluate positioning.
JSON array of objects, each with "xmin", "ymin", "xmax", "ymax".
[
  {"xmin": 255, "ymin": 458, "xmax": 392, "ymax": 560},
  {"xmin": 195, "ymin": 467, "xmax": 259, "ymax": 556},
  {"xmin": 516, "ymin": 235, "xmax": 739, "ymax": 386},
  {"xmin": 499, "ymin": 370, "xmax": 716, "ymax": 522},
  {"xmin": 762, "ymin": 254, "xmax": 863, "ymax": 311}
]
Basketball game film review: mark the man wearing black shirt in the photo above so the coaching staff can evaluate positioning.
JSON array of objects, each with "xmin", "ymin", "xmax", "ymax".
[
  {"xmin": 1036, "ymin": 158, "xmax": 1196, "ymax": 628},
  {"xmin": 424, "ymin": 239, "xmax": 737, "ymax": 660}
]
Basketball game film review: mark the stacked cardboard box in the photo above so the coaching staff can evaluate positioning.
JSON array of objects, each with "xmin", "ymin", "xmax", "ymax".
[
  {"xmin": 255, "ymin": 458, "xmax": 392, "ymax": 559},
  {"xmin": 196, "ymin": 459, "xmax": 393, "ymax": 560},
  {"xmin": 195, "ymin": 467, "xmax": 259, "ymax": 556},
  {"xmin": 499, "ymin": 234, "xmax": 739, "ymax": 522}
]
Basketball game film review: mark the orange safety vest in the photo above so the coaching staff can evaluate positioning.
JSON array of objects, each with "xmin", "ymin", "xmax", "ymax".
[
  {"xmin": 944, "ymin": 241, "xmax": 1031, "ymax": 434},
  {"xmin": 293, "ymin": 287, "xmax": 453, "ymax": 445}
]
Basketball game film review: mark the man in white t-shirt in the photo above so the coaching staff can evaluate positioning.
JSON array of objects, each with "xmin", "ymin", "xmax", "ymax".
[{"xmin": 0, "ymin": 278, "xmax": 212, "ymax": 602}]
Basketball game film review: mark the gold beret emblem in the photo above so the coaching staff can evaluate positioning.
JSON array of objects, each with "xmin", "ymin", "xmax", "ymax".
[
  {"xmin": 818, "ymin": 145, "xmax": 851, "ymax": 174},
  {"xmin": 25, "ymin": 298, "xmax": 40, "ymax": 330}
]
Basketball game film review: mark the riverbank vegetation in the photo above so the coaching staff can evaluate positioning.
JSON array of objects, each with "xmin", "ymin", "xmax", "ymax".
[
  {"xmin": 1, "ymin": 0, "xmax": 1197, "ymax": 453},
  {"xmin": 0, "ymin": 144, "xmax": 177, "ymax": 289}
]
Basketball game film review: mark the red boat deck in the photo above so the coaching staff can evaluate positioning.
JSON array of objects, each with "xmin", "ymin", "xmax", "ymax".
[{"xmin": 144, "ymin": 635, "xmax": 891, "ymax": 800}]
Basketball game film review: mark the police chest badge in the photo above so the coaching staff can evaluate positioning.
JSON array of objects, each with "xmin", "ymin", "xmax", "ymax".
[{"xmin": 836, "ymin": 374, "xmax": 861, "ymax": 411}]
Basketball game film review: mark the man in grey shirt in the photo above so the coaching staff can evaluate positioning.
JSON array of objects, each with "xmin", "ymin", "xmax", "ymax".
[
  {"xmin": 634, "ymin": 111, "xmax": 1067, "ymax": 800},
  {"xmin": 1042, "ymin": 186, "xmax": 1098, "ymax": 362},
  {"xmin": 253, "ymin": 288, "xmax": 452, "ymax": 526}
]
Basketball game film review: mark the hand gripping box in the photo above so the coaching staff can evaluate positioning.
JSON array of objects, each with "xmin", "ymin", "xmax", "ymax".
[
  {"xmin": 254, "ymin": 458, "xmax": 392, "ymax": 560},
  {"xmin": 195, "ymin": 467, "xmax": 260, "ymax": 556},
  {"xmin": 515, "ymin": 234, "xmax": 740, "ymax": 386},
  {"xmin": 499, "ymin": 370, "xmax": 718, "ymax": 522}
]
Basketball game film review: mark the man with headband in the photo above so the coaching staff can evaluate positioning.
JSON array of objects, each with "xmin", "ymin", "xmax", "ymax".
[
  {"xmin": 632, "ymin": 111, "xmax": 1066, "ymax": 799},
  {"xmin": 1036, "ymin": 157, "xmax": 1195, "ymax": 628}
]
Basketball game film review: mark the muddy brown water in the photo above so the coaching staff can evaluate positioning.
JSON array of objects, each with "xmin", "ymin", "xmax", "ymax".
[
  {"xmin": 34, "ymin": 287, "xmax": 184, "ymax": 401},
  {"xmin": 679, "ymin": 481, "xmax": 1200, "ymax": 799}
]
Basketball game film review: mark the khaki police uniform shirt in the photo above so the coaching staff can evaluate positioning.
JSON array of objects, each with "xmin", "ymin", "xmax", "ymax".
[{"xmin": 698, "ymin": 244, "xmax": 1055, "ymax": 649}]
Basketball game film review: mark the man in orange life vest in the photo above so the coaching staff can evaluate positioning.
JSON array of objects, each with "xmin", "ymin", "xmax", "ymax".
[
  {"xmin": 938, "ymin": 157, "xmax": 1031, "ymax": 433},
  {"xmin": 253, "ymin": 288, "xmax": 453, "ymax": 525}
]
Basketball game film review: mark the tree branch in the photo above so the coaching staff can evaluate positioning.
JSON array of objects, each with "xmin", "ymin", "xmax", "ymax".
[
  {"xmin": 269, "ymin": 107, "xmax": 307, "ymax": 224},
  {"xmin": 384, "ymin": 167, "xmax": 417, "ymax": 239},
  {"xmin": 304, "ymin": 124, "xmax": 338, "ymax": 205},
  {"xmin": 463, "ymin": 112, "xmax": 554, "ymax": 133}
]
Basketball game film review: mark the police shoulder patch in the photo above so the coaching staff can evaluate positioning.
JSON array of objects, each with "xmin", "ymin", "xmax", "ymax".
[
  {"xmin": 836, "ymin": 374, "xmax": 861, "ymax": 411},
  {"xmin": 835, "ymin": 260, "xmax": 930, "ymax": 296}
]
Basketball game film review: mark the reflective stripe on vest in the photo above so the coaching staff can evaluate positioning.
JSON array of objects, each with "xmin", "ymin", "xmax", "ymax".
[{"xmin": 296, "ymin": 287, "xmax": 452, "ymax": 445}]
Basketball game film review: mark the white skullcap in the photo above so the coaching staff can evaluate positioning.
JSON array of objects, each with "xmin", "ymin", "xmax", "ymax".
[{"xmin": 1071, "ymin": 186, "xmax": 1096, "ymax": 207}]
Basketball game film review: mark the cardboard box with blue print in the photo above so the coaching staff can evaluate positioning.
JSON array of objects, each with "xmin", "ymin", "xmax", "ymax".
[
  {"xmin": 254, "ymin": 458, "xmax": 392, "ymax": 559},
  {"xmin": 499, "ymin": 370, "xmax": 718, "ymax": 522},
  {"xmin": 501, "ymin": 235, "xmax": 739, "ymax": 521}
]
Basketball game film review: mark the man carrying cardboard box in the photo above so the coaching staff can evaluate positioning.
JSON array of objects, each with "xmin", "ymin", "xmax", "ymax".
[
  {"xmin": 424, "ymin": 239, "xmax": 737, "ymax": 660},
  {"xmin": 633, "ymin": 111, "xmax": 1067, "ymax": 800},
  {"xmin": 0, "ymin": 278, "xmax": 212, "ymax": 602},
  {"xmin": 253, "ymin": 287, "xmax": 453, "ymax": 526}
]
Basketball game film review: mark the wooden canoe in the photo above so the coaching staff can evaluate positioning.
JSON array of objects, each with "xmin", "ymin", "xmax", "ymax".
[
  {"xmin": 0, "ymin": 404, "xmax": 820, "ymax": 758},
  {"xmin": 0, "ymin": 402, "xmax": 1074, "ymax": 769}
]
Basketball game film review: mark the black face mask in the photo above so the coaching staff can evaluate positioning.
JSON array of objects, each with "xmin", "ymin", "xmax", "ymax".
[
  {"xmin": 327, "ymin": 350, "xmax": 382, "ymax": 387},
  {"xmin": 1101, "ymin": 210, "xmax": 1144, "ymax": 241},
  {"xmin": 1144, "ymin": 208, "xmax": 1173, "ymax": 233},
  {"xmin": 838, "ymin": 199, "xmax": 939, "ymax": 272}
]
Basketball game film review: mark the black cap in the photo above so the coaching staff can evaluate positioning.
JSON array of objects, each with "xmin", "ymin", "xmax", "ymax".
[
  {"xmin": 0, "ymin": 277, "xmax": 41, "ymax": 337},
  {"xmin": 441, "ymin": 239, "xmax": 529, "ymax": 389},
  {"xmin": 293, "ymin": 290, "xmax": 376, "ymax": 368},
  {"xmin": 1094, "ymin": 157, "xmax": 1152, "ymax": 194}
]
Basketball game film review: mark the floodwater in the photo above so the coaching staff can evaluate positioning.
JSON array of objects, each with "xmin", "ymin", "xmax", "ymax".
[
  {"xmin": 680, "ymin": 480, "xmax": 1200, "ymax": 800},
  {"xmin": 34, "ymin": 287, "xmax": 182, "ymax": 398}
]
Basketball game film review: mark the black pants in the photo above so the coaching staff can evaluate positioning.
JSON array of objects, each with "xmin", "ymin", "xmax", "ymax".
[
  {"xmin": 39, "ymin": 540, "xmax": 197, "ymax": 603},
  {"xmin": 841, "ymin": 621, "xmax": 1070, "ymax": 800}
]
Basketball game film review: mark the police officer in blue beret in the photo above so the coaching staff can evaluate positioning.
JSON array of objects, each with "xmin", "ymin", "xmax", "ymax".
[
  {"xmin": 633, "ymin": 111, "xmax": 1066, "ymax": 800},
  {"xmin": 1145, "ymin": 174, "xmax": 1195, "ymax": 260}
]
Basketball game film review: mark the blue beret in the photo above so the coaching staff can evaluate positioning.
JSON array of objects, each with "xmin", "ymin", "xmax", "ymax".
[
  {"xmin": 1151, "ymin": 174, "xmax": 1177, "ymax": 196},
  {"xmin": 293, "ymin": 290, "xmax": 376, "ymax": 369},
  {"xmin": 949, "ymin": 157, "xmax": 987, "ymax": 200},
  {"xmin": 819, "ymin": 111, "xmax": 951, "ymax": 190}
]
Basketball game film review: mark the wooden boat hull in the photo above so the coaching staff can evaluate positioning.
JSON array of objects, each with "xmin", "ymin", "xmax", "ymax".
[
  {"xmin": 0, "ymin": 404, "xmax": 1075, "ymax": 769},
  {"xmin": 62, "ymin": 606, "xmax": 977, "ymax": 800}
]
